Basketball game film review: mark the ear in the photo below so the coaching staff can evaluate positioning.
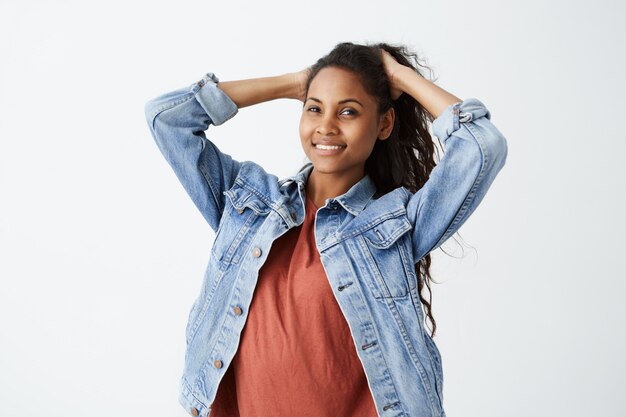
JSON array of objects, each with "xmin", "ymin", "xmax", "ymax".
[{"xmin": 378, "ymin": 107, "xmax": 395, "ymax": 140}]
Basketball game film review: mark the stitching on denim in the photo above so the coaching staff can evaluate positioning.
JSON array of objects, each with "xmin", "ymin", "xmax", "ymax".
[
  {"xmin": 363, "ymin": 306, "xmax": 406, "ymax": 414},
  {"xmin": 234, "ymin": 175, "xmax": 299, "ymax": 227},
  {"xmin": 317, "ymin": 209, "xmax": 408, "ymax": 253},
  {"xmin": 386, "ymin": 294, "xmax": 440, "ymax": 414},
  {"xmin": 431, "ymin": 122, "xmax": 488, "ymax": 250},
  {"xmin": 197, "ymin": 151, "xmax": 225, "ymax": 220},
  {"xmin": 186, "ymin": 266, "xmax": 226, "ymax": 345},
  {"xmin": 340, "ymin": 208, "xmax": 407, "ymax": 240},
  {"xmin": 396, "ymin": 234, "xmax": 417, "ymax": 291},
  {"xmin": 358, "ymin": 318, "xmax": 404, "ymax": 414},
  {"xmin": 149, "ymin": 93, "xmax": 195, "ymax": 121},
  {"xmin": 362, "ymin": 217, "xmax": 412, "ymax": 249},
  {"xmin": 214, "ymin": 103, "xmax": 238, "ymax": 126},
  {"xmin": 226, "ymin": 181, "xmax": 274, "ymax": 217},
  {"xmin": 181, "ymin": 378, "xmax": 208, "ymax": 411},
  {"xmin": 356, "ymin": 233, "xmax": 393, "ymax": 299},
  {"xmin": 221, "ymin": 210, "xmax": 257, "ymax": 264},
  {"xmin": 423, "ymin": 333, "xmax": 444, "ymax": 402},
  {"xmin": 322, "ymin": 246, "xmax": 404, "ymax": 413},
  {"xmin": 236, "ymin": 176, "xmax": 276, "ymax": 209}
]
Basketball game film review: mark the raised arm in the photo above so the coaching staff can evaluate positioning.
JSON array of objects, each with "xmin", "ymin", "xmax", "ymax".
[
  {"xmin": 216, "ymin": 71, "xmax": 308, "ymax": 108},
  {"xmin": 144, "ymin": 71, "xmax": 304, "ymax": 232},
  {"xmin": 381, "ymin": 50, "xmax": 508, "ymax": 263}
]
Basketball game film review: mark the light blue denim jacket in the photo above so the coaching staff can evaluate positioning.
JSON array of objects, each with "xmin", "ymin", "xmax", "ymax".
[{"xmin": 144, "ymin": 72, "xmax": 507, "ymax": 417}]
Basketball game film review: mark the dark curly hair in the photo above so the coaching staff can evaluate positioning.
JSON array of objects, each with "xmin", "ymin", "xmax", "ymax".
[{"xmin": 304, "ymin": 41, "xmax": 443, "ymax": 337}]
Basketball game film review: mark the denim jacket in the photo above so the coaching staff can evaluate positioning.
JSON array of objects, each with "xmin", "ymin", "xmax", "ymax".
[{"xmin": 144, "ymin": 72, "xmax": 508, "ymax": 417}]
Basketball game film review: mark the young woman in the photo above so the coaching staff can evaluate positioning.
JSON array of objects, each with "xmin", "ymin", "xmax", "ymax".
[{"xmin": 144, "ymin": 41, "xmax": 507, "ymax": 417}]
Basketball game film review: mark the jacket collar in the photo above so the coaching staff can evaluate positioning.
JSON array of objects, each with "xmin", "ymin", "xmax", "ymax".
[{"xmin": 279, "ymin": 162, "xmax": 377, "ymax": 216}]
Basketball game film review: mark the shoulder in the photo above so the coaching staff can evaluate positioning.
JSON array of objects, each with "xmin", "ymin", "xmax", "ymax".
[
  {"xmin": 223, "ymin": 160, "xmax": 295, "ymax": 212},
  {"xmin": 341, "ymin": 186, "xmax": 411, "ymax": 236},
  {"xmin": 366, "ymin": 186, "xmax": 411, "ymax": 214}
]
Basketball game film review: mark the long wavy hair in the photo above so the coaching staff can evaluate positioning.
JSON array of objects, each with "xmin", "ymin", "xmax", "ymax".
[{"xmin": 303, "ymin": 41, "xmax": 443, "ymax": 337}]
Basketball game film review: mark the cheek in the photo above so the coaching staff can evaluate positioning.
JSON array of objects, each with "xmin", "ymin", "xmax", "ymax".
[
  {"xmin": 350, "ymin": 123, "xmax": 377, "ymax": 143},
  {"xmin": 299, "ymin": 118, "xmax": 312, "ymax": 141}
]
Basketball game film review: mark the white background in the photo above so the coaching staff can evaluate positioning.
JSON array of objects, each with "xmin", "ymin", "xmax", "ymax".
[{"xmin": 1, "ymin": 0, "xmax": 624, "ymax": 416}]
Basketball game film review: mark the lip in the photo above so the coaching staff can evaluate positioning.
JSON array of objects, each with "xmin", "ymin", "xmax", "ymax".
[
  {"xmin": 312, "ymin": 142, "xmax": 347, "ymax": 156},
  {"xmin": 313, "ymin": 140, "xmax": 346, "ymax": 146}
]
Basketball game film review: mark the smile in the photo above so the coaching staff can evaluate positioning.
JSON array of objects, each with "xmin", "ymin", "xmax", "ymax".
[
  {"xmin": 313, "ymin": 143, "xmax": 347, "ymax": 156},
  {"xmin": 314, "ymin": 144, "xmax": 347, "ymax": 150}
]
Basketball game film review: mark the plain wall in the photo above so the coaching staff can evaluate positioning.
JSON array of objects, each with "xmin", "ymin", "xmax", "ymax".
[{"xmin": 1, "ymin": 0, "xmax": 624, "ymax": 415}]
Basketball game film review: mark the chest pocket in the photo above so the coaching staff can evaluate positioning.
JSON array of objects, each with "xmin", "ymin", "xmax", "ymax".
[
  {"xmin": 212, "ymin": 182, "xmax": 272, "ymax": 266},
  {"xmin": 355, "ymin": 213, "xmax": 417, "ymax": 299}
]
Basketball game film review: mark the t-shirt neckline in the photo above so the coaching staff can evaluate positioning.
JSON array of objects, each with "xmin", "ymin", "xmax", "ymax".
[{"xmin": 305, "ymin": 194, "xmax": 319, "ymax": 211}]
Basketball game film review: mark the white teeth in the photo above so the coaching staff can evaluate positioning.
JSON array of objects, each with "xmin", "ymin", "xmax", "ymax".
[{"xmin": 315, "ymin": 144, "xmax": 345, "ymax": 150}]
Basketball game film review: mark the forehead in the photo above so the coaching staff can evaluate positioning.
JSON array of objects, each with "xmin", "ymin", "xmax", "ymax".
[{"xmin": 308, "ymin": 66, "xmax": 371, "ymax": 100}]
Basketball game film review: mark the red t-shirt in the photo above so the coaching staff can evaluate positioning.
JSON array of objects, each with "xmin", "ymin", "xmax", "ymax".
[{"xmin": 210, "ymin": 193, "xmax": 378, "ymax": 417}]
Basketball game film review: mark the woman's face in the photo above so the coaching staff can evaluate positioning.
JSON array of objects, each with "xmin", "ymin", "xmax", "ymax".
[{"xmin": 299, "ymin": 66, "xmax": 394, "ymax": 181}]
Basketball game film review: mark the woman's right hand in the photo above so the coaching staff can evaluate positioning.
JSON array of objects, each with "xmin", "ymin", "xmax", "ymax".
[{"xmin": 292, "ymin": 67, "xmax": 311, "ymax": 102}]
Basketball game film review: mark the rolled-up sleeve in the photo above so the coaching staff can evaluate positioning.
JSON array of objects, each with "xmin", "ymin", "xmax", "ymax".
[
  {"xmin": 144, "ymin": 72, "xmax": 240, "ymax": 232},
  {"xmin": 407, "ymin": 98, "xmax": 508, "ymax": 263}
]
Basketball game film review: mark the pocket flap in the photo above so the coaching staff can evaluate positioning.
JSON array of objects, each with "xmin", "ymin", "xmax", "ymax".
[
  {"xmin": 362, "ymin": 215, "xmax": 412, "ymax": 249},
  {"xmin": 223, "ymin": 182, "xmax": 272, "ymax": 215}
]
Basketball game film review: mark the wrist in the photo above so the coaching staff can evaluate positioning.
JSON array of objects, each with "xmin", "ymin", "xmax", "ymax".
[
  {"xmin": 281, "ymin": 72, "xmax": 304, "ymax": 101},
  {"xmin": 394, "ymin": 65, "xmax": 421, "ymax": 94},
  {"xmin": 281, "ymin": 72, "xmax": 297, "ymax": 100}
]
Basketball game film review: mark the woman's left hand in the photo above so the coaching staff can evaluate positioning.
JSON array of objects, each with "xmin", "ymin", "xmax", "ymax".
[{"xmin": 380, "ymin": 49, "xmax": 404, "ymax": 100}]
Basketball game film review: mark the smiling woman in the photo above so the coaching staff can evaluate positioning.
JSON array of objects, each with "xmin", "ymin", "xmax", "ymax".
[
  {"xmin": 144, "ymin": 41, "xmax": 507, "ymax": 417},
  {"xmin": 299, "ymin": 66, "xmax": 395, "ymax": 201}
]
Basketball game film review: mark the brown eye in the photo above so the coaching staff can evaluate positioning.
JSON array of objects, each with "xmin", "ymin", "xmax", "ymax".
[{"xmin": 341, "ymin": 108, "xmax": 357, "ymax": 116}]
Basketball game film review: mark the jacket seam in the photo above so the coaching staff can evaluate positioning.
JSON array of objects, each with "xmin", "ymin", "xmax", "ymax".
[
  {"xmin": 186, "ymin": 265, "xmax": 226, "ymax": 346},
  {"xmin": 235, "ymin": 176, "xmax": 294, "ymax": 226},
  {"xmin": 148, "ymin": 93, "xmax": 195, "ymax": 123},
  {"xmin": 344, "ymin": 242, "xmax": 406, "ymax": 414},
  {"xmin": 198, "ymin": 153, "xmax": 225, "ymax": 219},
  {"xmin": 357, "ymin": 234, "xmax": 397, "ymax": 299},
  {"xmin": 386, "ymin": 297, "xmax": 441, "ymax": 415},
  {"xmin": 431, "ymin": 122, "xmax": 489, "ymax": 250},
  {"xmin": 181, "ymin": 377, "xmax": 209, "ymax": 410},
  {"xmin": 236, "ymin": 176, "xmax": 276, "ymax": 209},
  {"xmin": 337, "ymin": 208, "xmax": 407, "ymax": 241}
]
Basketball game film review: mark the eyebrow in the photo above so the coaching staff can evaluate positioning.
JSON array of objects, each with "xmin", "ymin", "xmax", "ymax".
[{"xmin": 305, "ymin": 97, "xmax": 364, "ymax": 107}]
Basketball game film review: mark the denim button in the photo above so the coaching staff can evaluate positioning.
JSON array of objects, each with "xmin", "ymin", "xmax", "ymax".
[
  {"xmin": 190, "ymin": 407, "xmax": 199, "ymax": 416},
  {"xmin": 236, "ymin": 207, "xmax": 244, "ymax": 214},
  {"xmin": 290, "ymin": 211, "xmax": 297, "ymax": 220},
  {"xmin": 233, "ymin": 306, "xmax": 242, "ymax": 316},
  {"xmin": 214, "ymin": 359, "xmax": 223, "ymax": 369},
  {"xmin": 252, "ymin": 247, "xmax": 262, "ymax": 257},
  {"xmin": 459, "ymin": 111, "xmax": 472, "ymax": 122}
]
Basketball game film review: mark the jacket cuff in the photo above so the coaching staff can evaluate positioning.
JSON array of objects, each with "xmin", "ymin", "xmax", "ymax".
[
  {"xmin": 191, "ymin": 72, "xmax": 239, "ymax": 126},
  {"xmin": 431, "ymin": 98, "xmax": 491, "ymax": 143}
]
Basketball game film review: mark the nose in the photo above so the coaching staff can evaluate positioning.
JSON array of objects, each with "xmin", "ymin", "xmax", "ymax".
[{"xmin": 316, "ymin": 113, "xmax": 338, "ymax": 136}]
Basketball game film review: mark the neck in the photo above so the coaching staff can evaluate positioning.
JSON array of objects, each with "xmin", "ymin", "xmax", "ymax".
[{"xmin": 305, "ymin": 166, "xmax": 365, "ymax": 209}]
